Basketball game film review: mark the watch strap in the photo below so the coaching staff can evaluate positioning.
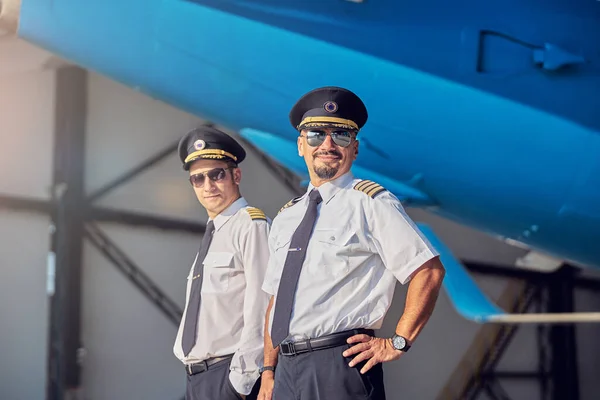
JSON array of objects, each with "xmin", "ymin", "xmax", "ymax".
[{"xmin": 259, "ymin": 366, "xmax": 276, "ymax": 375}]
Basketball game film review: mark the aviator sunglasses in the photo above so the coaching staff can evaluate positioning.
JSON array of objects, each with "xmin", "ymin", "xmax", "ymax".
[
  {"xmin": 189, "ymin": 167, "xmax": 232, "ymax": 188},
  {"xmin": 301, "ymin": 129, "xmax": 356, "ymax": 148}
]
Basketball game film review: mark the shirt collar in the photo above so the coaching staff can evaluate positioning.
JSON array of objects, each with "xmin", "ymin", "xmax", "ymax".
[
  {"xmin": 306, "ymin": 171, "xmax": 355, "ymax": 204},
  {"xmin": 210, "ymin": 196, "xmax": 248, "ymax": 231}
]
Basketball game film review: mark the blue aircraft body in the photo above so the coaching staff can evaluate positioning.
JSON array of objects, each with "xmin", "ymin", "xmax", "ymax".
[{"xmin": 2, "ymin": 0, "xmax": 599, "ymax": 322}]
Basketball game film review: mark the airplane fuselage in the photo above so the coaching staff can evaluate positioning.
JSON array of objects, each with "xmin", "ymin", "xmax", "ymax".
[{"xmin": 3, "ymin": 0, "xmax": 599, "ymax": 267}]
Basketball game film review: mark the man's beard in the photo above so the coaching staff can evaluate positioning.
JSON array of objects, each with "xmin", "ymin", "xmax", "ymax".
[
  {"xmin": 314, "ymin": 165, "xmax": 339, "ymax": 179},
  {"xmin": 313, "ymin": 150, "xmax": 341, "ymax": 179}
]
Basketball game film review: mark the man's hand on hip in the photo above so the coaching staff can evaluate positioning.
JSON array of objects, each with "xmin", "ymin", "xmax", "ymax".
[{"xmin": 343, "ymin": 333, "xmax": 403, "ymax": 374}]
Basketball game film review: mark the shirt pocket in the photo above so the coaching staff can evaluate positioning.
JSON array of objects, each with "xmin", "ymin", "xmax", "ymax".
[
  {"xmin": 202, "ymin": 252, "xmax": 234, "ymax": 293},
  {"xmin": 311, "ymin": 227, "xmax": 358, "ymax": 277},
  {"xmin": 273, "ymin": 230, "xmax": 294, "ymax": 266}
]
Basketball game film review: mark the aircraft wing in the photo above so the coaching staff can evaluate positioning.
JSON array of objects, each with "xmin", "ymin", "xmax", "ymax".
[
  {"xmin": 419, "ymin": 223, "xmax": 600, "ymax": 323},
  {"xmin": 240, "ymin": 128, "xmax": 310, "ymax": 178}
]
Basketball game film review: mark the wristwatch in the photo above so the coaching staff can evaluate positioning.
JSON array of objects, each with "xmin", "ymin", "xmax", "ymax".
[
  {"xmin": 259, "ymin": 366, "xmax": 276, "ymax": 375},
  {"xmin": 391, "ymin": 334, "xmax": 411, "ymax": 352}
]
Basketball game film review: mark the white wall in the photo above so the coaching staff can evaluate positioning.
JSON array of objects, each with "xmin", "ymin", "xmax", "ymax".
[
  {"xmin": 0, "ymin": 69, "xmax": 55, "ymax": 199},
  {"xmin": 80, "ymin": 223, "xmax": 194, "ymax": 400},
  {"xmin": 1, "ymin": 37, "xmax": 599, "ymax": 400},
  {"xmin": 0, "ymin": 211, "xmax": 50, "ymax": 400},
  {"xmin": 0, "ymin": 39, "xmax": 55, "ymax": 400}
]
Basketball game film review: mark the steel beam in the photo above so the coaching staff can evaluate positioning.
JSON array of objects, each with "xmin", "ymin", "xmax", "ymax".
[
  {"xmin": 86, "ymin": 122, "xmax": 216, "ymax": 203},
  {"xmin": 89, "ymin": 207, "xmax": 205, "ymax": 233},
  {"xmin": 0, "ymin": 194, "xmax": 53, "ymax": 213},
  {"xmin": 237, "ymin": 135, "xmax": 304, "ymax": 197},
  {"xmin": 46, "ymin": 66, "xmax": 87, "ymax": 400},
  {"xmin": 548, "ymin": 266, "xmax": 580, "ymax": 400},
  {"xmin": 0, "ymin": 194, "xmax": 205, "ymax": 233},
  {"xmin": 86, "ymin": 140, "xmax": 179, "ymax": 203},
  {"xmin": 85, "ymin": 223, "xmax": 183, "ymax": 325}
]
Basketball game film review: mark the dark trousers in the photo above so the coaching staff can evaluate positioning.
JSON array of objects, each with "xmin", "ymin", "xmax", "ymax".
[
  {"xmin": 186, "ymin": 358, "xmax": 261, "ymax": 400},
  {"xmin": 273, "ymin": 343, "xmax": 386, "ymax": 400}
]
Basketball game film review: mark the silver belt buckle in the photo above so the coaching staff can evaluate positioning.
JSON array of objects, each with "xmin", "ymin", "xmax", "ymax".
[{"xmin": 285, "ymin": 342, "xmax": 296, "ymax": 356}]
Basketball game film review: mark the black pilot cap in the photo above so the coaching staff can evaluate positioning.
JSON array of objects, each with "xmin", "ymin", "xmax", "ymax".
[
  {"xmin": 178, "ymin": 126, "xmax": 246, "ymax": 171},
  {"xmin": 289, "ymin": 86, "xmax": 368, "ymax": 131}
]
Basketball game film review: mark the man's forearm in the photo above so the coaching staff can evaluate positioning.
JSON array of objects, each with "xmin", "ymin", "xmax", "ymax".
[
  {"xmin": 263, "ymin": 296, "xmax": 279, "ymax": 368},
  {"xmin": 395, "ymin": 257, "xmax": 445, "ymax": 343}
]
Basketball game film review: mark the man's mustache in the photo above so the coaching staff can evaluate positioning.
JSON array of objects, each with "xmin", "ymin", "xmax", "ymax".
[{"xmin": 313, "ymin": 150, "xmax": 342, "ymax": 159}]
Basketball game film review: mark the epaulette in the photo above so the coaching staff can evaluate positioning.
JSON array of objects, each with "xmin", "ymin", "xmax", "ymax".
[
  {"xmin": 353, "ymin": 179, "xmax": 387, "ymax": 199},
  {"xmin": 278, "ymin": 196, "xmax": 302, "ymax": 214},
  {"xmin": 245, "ymin": 207, "xmax": 267, "ymax": 221}
]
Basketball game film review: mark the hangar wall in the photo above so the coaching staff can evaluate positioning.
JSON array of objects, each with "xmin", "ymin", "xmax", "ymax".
[{"xmin": 1, "ymin": 39, "xmax": 599, "ymax": 400}]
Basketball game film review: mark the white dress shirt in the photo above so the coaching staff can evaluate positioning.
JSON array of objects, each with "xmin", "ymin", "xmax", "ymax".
[
  {"xmin": 262, "ymin": 172, "xmax": 439, "ymax": 342},
  {"xmin": 173, "ymin": 197, "xmax": 271, "ymax": 395}
]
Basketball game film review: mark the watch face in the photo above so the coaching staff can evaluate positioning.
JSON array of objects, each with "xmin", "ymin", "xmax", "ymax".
[{"xmin": 393, "ymin": 335, "xmax": 406, "ymax": 350}]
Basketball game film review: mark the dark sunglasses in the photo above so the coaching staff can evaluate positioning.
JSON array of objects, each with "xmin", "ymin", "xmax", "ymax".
[
  {"xmin": 301, "ymin": 130, "xmax": 356, "ymax": 148},
  {"xmin": 189, "ymin": 167, "xmax": 232, "ymax": 188}
]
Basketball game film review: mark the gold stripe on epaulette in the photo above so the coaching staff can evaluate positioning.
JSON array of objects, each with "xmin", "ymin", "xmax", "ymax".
[
  {"xmin": 278, "ymin": 197, "xmax": 302, "ymax": 214},
  {"xmin": 357, "ymin": 180, "xmax": 379, "ymax": 193},
  {"xmin": 246, "ymin": 207, "xmax": 267, "ymax": 221},
  {"xmin": 353, "ymin": 179, "xmax": 387, "ymax": 199},
  {"xmin": 354, "ymin": 180, "xmax": 373, "ymax": 192}
]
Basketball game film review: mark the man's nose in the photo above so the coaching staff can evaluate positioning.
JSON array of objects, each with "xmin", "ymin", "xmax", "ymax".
[
  {"xmin": 204, "ymin": 178, "xmax": 218, "ymax": 191},
  {"xmin": 319, "ymin": 133, "xmax": 336, "ymax": 150}
]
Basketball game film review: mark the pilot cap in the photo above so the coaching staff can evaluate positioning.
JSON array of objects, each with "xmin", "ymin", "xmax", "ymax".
[
  {"xmin": 178, "ymin": 126, "xmax": 246, "ymax": 171},
  {"xmin": 289, "ymin": 86, "xmax": 368, "ymax": 131}
]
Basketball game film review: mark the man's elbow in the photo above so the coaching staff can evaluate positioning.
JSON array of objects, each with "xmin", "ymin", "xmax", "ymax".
[
  {"xmin": 425, "ymin": 256, "xmax": 446, "ymax": 284},
  {"xmin": 434, "ymin": 256, "xmax": 445, "ymax": 274}
]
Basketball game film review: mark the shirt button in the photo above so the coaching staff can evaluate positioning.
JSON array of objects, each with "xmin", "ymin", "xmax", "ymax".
[{"xmin": 330, "ymin": 236, "xmax": 335, "ymax": 241}]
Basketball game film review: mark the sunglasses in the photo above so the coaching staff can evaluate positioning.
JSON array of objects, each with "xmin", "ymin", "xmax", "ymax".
[
  {"xmin": 189, "ymin": 167, "xmax": 232, "ymax": 188},
  {"xmin": 301, "ymin": 130, "xmax": 356, "ymax": 148}
]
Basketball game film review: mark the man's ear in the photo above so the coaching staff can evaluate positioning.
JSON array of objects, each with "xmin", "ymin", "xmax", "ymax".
[
  {"xmin": 233, "ymin": 167, "xmax": 242, "ymax": 185},
  {"xmin": 297, "ymin": 135, "xmax": 304, "ymax": 157}
]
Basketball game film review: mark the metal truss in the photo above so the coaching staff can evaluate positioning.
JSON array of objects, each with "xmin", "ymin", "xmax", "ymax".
[
  {"xmin": 4, "ymin": 67, "xmax": 596, "ymax": 400},
  {"xmin": 458, "ymin": 262, "xmax": 596, "ymax": 400},
  {"xmin": 85, "ymin": 223, "xmax": 183, "ymax": 325},
  {"xmin": 0, "ymin": 140, "xmax": 207, "ymax": 321},
  {"xmin": 236, "ymin": 134, "xmax": 305, "ymax": 197},
  {"xmin": 0, "ymin": 69, "xmax": 306, "ymax": 399}
]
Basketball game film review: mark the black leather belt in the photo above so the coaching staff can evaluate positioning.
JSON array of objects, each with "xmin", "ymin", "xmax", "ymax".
[
  {"xmin": 279, "ymin": 329, "xmax": 374, "ymax": 357},
  {"xmin": 185, "ymin": 354, "xmax": 233, "ymax": 375}
]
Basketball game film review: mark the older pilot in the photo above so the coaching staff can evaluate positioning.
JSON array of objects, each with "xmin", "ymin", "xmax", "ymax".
[{"xmin": 258, "ymin": 87, "xmax": 446, "ymax": 400}]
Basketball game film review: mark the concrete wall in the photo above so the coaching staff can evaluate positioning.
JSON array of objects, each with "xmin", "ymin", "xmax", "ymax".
[
  {"xmin": 0, "ymin": 211, "xmax": 50, "ymax": 400},
  {"xmin": 0, "ymin": 39, "xmax": 55, "ymax": 399}
]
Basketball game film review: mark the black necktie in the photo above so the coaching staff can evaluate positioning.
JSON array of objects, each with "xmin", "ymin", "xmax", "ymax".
[
  {"xmin": 182, "ymin": 220, "xmax": 215, "ymax": 356},
  {"xmin": 271, "ymin": 189, "xmax": 322, "ymax": 347}
]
